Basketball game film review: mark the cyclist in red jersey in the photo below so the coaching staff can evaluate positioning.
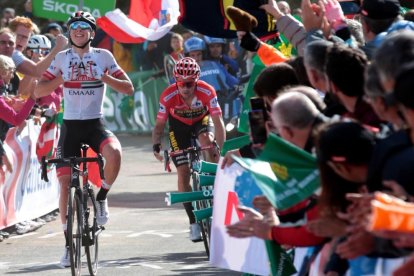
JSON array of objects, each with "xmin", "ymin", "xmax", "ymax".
[{"xmin": 152, "ymin": 57, "xmax": 225, "ymax": 241}]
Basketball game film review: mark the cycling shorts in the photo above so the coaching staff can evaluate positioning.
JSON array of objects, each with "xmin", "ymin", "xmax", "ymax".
[
  {"xmin": 56, "ymin": 118, "xmax": 117, "ymax": 177},
  {"xmin": 168, "ymin": 114, "xmax": 214, "ymax": 167}
]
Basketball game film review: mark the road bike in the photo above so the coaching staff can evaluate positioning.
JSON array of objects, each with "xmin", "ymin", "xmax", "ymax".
[
  {"xmin": 164, "ymin": 137, "xmax": 218, "ymax": 257},
  {"xmin": 41, "ymin": 144, "xmax": 105, "ymax": 276}
]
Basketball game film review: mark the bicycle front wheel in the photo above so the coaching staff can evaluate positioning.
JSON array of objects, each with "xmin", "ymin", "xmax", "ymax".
[
  {"xmin": 67, "ymin": 187, "xmax": 82, "ymax": 276},
  {"xmin": 85, "ymin": 194, "xmax": 99, "ymax": 276}
]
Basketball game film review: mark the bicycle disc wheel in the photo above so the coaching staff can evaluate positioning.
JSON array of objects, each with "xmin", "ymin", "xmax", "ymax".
[
  {"xmin": 67, "ymin": 187, "xmax": 82, "ymax": 276},
  {"xmin": 85, "ymin": 195, "xmax": 99, "ymax": 276}
]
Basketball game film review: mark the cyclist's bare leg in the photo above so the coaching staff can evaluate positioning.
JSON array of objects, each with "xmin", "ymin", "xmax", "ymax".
[
  {"xmin": 198, "ymin": 132, "xmax": 219, "ymax": 163},
  {"xmin": 96, "ymin": 139, "xmax": 122, "ymax": 201},
  {"xmin": 101, "ymin": 141, "xmax": 122, "ymax": 185},
  {"xmin": 176, "ymin": 164, "xmax": 195, "ymax": 224},
  {"xmin": 58, "ymin": 175, "xmax": 70, "ymax": 244},
  {"xmin": 176, "ymin": 164, "xmax": 191, "ymax": 192}
]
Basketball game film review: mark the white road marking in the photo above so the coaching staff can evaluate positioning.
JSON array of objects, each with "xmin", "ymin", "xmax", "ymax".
[
  {"xmin": 0, "ymin": 262, "xmax": 10, "ymax": 269},
  {"xmin": 181, "ymin": 264, "xmax": 207, "ymax": 270},
  {"xmin": 127, "ymin": 230, "xmax": 172, "ymax": 238},
  {"xmin": 38, "ymin": 232, "xmax": 61, "ymax": 239}
]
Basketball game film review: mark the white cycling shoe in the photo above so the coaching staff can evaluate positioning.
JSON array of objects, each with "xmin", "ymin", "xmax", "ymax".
[
  {"xmin": 189, "ymin": 223, "xmax": 202, "ymax": 242},
  {"xmin": 97, "ymin": 199, "xmax": 109, "ymax": 226}
]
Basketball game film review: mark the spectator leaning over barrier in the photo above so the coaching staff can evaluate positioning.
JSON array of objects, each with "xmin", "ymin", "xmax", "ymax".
[
  {"xmin": 325, "ymin": 43, "xmax": 382, "ymax": 127},
  {"xmin": 313, "ymin": 121, "xmax": 378, "ymax": 275},
  {"xmin": 0, "ymin": 54, "xmax": 36, "ymax": 138},
  {"xmin": 5, "ymin": 17, "xmax": 68, "ymax": 79},
  {"xmin": 226, "ymin": 91, "xmax": 329, "ymax": 273},
  {"xmin": 220, "ymin": 63, "xmax": 300, "ymax": 167}
]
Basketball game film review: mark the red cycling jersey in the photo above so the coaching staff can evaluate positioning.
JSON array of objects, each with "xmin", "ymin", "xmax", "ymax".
[{"xmin": 156, "ymin": 80, "xmax": 222, "ymax": 125}]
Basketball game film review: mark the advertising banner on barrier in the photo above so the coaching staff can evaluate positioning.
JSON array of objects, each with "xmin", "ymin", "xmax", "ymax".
[
  {"xmin": 0, "ymin": 120, "xmax": 59, "ymax": 229},
  {"xmin": 210, "ymin": 158, "xmax": 270, "ymax": 276},
  {"xmin": 103, "ymin": 71, "xmax": 168, "ymax": 133}
]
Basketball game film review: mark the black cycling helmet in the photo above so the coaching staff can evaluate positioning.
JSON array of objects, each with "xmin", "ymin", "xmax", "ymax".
[{"xmin": 67, "ymin": 11, "xmax": 96, "ymax": 31}]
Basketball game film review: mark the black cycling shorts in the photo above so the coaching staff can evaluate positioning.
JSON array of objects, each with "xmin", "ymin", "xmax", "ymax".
[
  {"xmin": 168, "ymin": 115, "xmax": 214, "ymax": 167},
  {"xmin": 56, "ymin": 118, "xmax": 117, "ymax": 176}
]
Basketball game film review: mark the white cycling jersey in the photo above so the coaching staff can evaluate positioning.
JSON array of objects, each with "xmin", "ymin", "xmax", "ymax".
[{"xmin": 43, "ymin": 47, "xmax": 125, "ymax": 120}]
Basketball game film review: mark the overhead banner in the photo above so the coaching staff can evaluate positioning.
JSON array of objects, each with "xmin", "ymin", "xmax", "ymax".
[
  {"xmin": 0, "ymin": 120, "xmax": 59, "ymax": 229},
  {"xmin": 32, "ymin": 0, "xmax": 116, "ymax": 22}
]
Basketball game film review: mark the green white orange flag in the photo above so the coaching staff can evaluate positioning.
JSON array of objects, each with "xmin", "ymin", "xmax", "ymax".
[{"xmin": 233, "ymin": 133, "xmax": 320, "ymax": 210}]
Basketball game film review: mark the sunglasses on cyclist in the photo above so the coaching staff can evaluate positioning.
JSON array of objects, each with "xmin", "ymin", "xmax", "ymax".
[
  {"xmin": 176, "ymin": 81, "xmax": 196, "ymax": 88},
  {"xmin": 30, "ymin": 48, "xmax": 50, "ymax": 55},
  {"xmin": 70, "ymin": 21, "xmax": 92, "ymax": 31}
]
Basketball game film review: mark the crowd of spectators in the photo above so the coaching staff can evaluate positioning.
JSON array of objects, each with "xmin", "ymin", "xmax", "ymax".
[{"xmin": 2, "ymin": 0, "xmax": 414, "ymax": 275}]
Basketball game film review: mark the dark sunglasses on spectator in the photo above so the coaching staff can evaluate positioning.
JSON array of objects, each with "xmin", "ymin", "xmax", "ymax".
[
  {"xmin": 31, "ymin": 48, "xmax": 50, "ymax": 55},
  {"xmin": 176, "ymin": 81, "xmax": 196, "ymax": 88},
  {"xmin": 70, "ymin": 21, "xmax": 92, "ymax": 31}
]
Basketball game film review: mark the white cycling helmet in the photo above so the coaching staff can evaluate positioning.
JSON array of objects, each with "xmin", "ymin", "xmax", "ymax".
[{"xmin": 27, "ymin": 35, "xmax": 52, "ymax": 49}]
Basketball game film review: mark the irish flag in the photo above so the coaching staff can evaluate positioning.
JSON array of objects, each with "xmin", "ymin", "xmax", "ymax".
[{"xmin": 97, "ymin": 0, "xmax": 180, "ymax": 43}]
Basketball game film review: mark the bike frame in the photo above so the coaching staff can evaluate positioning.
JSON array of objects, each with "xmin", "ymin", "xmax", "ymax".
[{"xmin": 41, "ymin": 145, "xmax": 105, "ymax": 276}]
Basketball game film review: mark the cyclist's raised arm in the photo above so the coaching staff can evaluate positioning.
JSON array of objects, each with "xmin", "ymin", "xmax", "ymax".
[{"xmin": 211, "ymin": 114, "xmax": 225, "ymax": 149}]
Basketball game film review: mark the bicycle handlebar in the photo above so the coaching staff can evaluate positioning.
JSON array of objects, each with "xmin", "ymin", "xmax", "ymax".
[
  {"xmin": 41, "ymin": 155, "xmax": 105, "ymax": 182},
  {"xmin": 168, "ymin": 142, "xmax": 218, "ymax": 157}
]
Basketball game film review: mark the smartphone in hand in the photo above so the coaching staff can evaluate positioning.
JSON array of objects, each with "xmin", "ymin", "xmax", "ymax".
[{"xmin": 249, "ymin": 110, "xmax": 267, "ymax": 144}]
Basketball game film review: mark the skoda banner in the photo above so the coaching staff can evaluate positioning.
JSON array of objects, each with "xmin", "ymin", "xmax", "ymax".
[{"xmin": 32, "ymin": 0, "xmax": 116, "ymax": 22}]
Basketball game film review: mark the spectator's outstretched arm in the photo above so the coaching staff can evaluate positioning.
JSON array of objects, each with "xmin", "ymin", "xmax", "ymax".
[
  {"xmin": 261, "ymin": 0, "xmax": 307, "ymax": 56},
  {"xmin": 17, "ymin": 35, "xmax": 68, "ymax": 78}
]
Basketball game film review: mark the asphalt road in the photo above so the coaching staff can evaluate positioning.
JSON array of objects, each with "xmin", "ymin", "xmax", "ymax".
[{"xmin": 0, "ymin": 134, "xmax": 239, "ymax": 276}]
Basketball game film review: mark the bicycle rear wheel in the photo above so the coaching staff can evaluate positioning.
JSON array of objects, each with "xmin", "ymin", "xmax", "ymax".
[
  {"xmin": 192, "ymin": 172, "xmax": 210, "ymax": 257},
  {"xmin": 67, "ymin": 187, "xmax": 82, "ymax": 276},
  {"xmin": 85, "ymin": 193, "xmax": 99, "ymax": 276}
]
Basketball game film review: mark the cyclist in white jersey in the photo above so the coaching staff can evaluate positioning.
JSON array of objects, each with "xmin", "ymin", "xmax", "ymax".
[{"xmin": 34, "ymin": 11, "xmax": 134, "ymax": 268}]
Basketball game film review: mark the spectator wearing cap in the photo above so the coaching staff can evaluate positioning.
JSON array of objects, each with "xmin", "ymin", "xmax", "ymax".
[
  {"xmin": 359, "ymin": 0, "xmax": 402, "ymax": 59},
  {"xmin": 0, "ymin": 8, "xmax": 15, "ymax": 28}
]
